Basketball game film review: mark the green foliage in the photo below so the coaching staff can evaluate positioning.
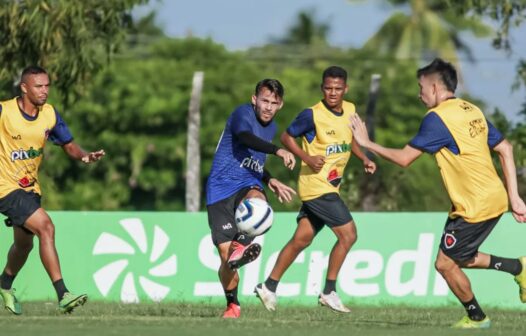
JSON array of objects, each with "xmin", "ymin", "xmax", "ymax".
[{"xmin": 0, "ymin": 0, "xmax": 146, "ymax": 105}]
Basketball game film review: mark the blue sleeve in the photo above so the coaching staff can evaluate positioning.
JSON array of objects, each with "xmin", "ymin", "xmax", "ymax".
[
  {"xmin": 230, "ymin": 105, "xmax": 255, "ymax": 135},
  {"xmin": 48, "ymin": 109, "xmax": 74, "ymax": 145},
  {"xmin": 487, "ymin": 120, "xmax": 504, "ymax": 148},
  {"xmin": 409, "ymin": 112, "xmax": 456, "ymax": 154},
  {"xmin": 286, "ymin": 109, "xmax": 316, "ymax": 142}
]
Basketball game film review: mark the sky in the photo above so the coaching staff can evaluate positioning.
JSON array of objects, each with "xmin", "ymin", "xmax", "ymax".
[{"xmin": 135, "ymin": 0, "xmax": 526, "ymax": 123}]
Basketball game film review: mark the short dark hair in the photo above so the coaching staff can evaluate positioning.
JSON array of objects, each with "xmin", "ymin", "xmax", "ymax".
[
  {"xmin": 417, "ymin": 58, "xmax": 457, "ymax": 92},
  {"xmin": 255, "ymin": 79, "xmax": 284, "ymax": 99},
  {"xmin": 21, "ymin": 65, "xmax": 47, "ymax": 83},
  {"xmin": 322, "ymin": 66, "xmax": 347, "ymax": 82}
]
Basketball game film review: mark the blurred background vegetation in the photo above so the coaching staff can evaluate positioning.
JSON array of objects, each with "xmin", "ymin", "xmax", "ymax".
[{"xmin": 0, "ymin": 0, "xmax": 524, "ymax": 212}]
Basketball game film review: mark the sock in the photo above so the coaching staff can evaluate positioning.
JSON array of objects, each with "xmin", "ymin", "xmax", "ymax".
[
  {"xmin": 323, "ymin": 279, "xmax": 336, "ymax": 295},
  {"xmin": 0, "ymin": 271, "xmax": 15, "ymax": 290},
  {"xmin": 264, "ymin": 277, "xmax": 279, "ymax": 293},
  {"xmin": 233, "ymin": 232, "xmax": 253, "ymax": 246},
  {"xmin": 461, "ymin": 296, "xmax": 486, "ymax": 321},
  {"xmin": 53, "ymin": 279, "xmax": 69, "ymax": 301},
  {"xmin": 225, "ymin": 287, "xmax": 239, "ymax": 306},
  {"xmin": 488, "ymin": 255, "xmax": 522, "ymax": 275}
]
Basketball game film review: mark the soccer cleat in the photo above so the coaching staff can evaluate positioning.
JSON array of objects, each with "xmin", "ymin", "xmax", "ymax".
[
  {"xmin": 59, "ymin": 292, "xmax": 88, "ymax": 314},
  {"xmin": 254, "ymin": 283, "xmax": 277, "ymax": 311},
  {"xmin": 222, "ymin": 303, "xmax": 241, "ymax": 318},
  {"xmin": 318, "ymin": 291, "xmax": 351, "ymax": 313},
  {"xmin": 0, "ymin": 288, "xmax": 22, "ymax": 315},
  {"xmin": 451, "ymin": 316, "xmax": 491, "ymax": 329},
  {"xmin": 514, "ymin": 256, "xmax": 526, "ymax": 303},
  {"xmin": 227, "ymin": 242, "xmax": 261, "ymax": 270}
]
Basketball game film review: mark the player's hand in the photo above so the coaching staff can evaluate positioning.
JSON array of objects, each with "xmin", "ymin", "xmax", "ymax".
[
  {"xmin": 364, "ymin": 159, "xmax": 376, "ymax": 174},
  {"xmin": 511, "ymin": 196, "xmax": 526, "ymax": 223},
  {"xmin": 305, "ymin": 155, "xmax": 325, "ymax": 173},
  {"xmin": 276, "ymin": 148, "xmax": 296, "ymax": 170},
  {"xmin": 268, "ymin": 178, "xmax": 296, "ymax": 203},
  {"xmin": 349, "ymin": 114, "xmax": 371, "ymax": 147},
  {"xmin": 82, "ymin": 149, "xmax": 106, "ymax": 163}
]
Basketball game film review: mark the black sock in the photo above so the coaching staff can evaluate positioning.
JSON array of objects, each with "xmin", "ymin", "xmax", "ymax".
[
  {"xmin": 461, "ymin": 296, "xmax": 486, "ymax": 321},
  {"xmin": 323, "ymin": 279, "xmax": 336, "ymax": 295},
  {"xmin": 0, "ymin": 271, "xmax": 15, "ymax": 290},
  {"xmin": 53, "ymin": 279, "xmax": 69, "ymax": 301},
  {"xmin": 488, "ymin": 255, "xmax": 522, "ymax": 275},
  {"xmin": 233, "ymin": 232, "xmax": 253, "ymax": 246},
  {"xmin": 225, "ymin": 287, "xmax": 239, "ymax": 306},
  {"xmin": 264, "ymin": 277, "xmax": 279, "ymax": 293}
]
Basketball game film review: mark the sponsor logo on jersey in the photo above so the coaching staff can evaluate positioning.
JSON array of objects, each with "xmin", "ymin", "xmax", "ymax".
[
  {"xmin": 10, "ymin": 147, "xmax": 44, "ymax": 162},
  {"xmin": 326, "ymin": 142, "xmax": 350, "ymax": 156},
  {"xmin": 240, "ymin": 156, "xmax": 264, "ymax": 173}
]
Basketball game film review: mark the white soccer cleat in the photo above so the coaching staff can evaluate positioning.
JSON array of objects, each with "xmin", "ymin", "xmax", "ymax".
[
  {"xmin": 254, "ymin": 283, "xmax": 277, "ymax": 311},
  {"xmin": 318, "ymin": 291, "xmax": 351, "ymax": 313}
]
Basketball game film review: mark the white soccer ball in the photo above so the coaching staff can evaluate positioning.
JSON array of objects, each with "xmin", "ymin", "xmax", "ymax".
[{"xmin": 235, "ymin": 198, "xmax": 274, "ymax": 237}]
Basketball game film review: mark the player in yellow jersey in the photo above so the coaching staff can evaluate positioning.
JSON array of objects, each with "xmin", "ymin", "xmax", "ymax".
[
  {"xmin": 0, "ymin": 66, "xmax": 105, "ymax": 315},
  {"xmin": 350, "ymin": 58, "xmax": 526, "ymax": 329},
  {"xmin": 255, "ymin": 66, "xmax": 376, "ymax": 312}
]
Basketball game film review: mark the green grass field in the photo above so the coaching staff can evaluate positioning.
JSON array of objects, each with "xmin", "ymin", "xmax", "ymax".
[{"xmin": 0, "ymin": 302, "xmax": 525, "ymax": 336}]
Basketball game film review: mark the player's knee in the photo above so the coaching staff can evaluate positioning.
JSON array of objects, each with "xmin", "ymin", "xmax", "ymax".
[
  {"xmin": 292, "ymin": 236, "xmax": 312, "ymax": 250},
  {"xmin": 435, "ymin": 257, "xmax": 455, "ymax": 275},
  {"xmin": 34, "ymin": 220, "xmax": 55, "ymax": 240},
  {"xmin": 337, "ymin": 230, "xmax": 357, "ymax": 250},
  {"xmin": 14, "ymin": 240, "xmax": 33, "ymax": 254}
]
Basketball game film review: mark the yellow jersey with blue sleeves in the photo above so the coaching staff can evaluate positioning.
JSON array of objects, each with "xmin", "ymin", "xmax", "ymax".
[
  {"xmin": 287, "ymin": 100, "xmax": 356, "ymax": 201},
  {"xmin": 0, "ymin": 98, "xmax": 57, "ymax": 198},
  {"xmin": 409, "ymin": 98, "xmax": 507, "ymax": 223}
]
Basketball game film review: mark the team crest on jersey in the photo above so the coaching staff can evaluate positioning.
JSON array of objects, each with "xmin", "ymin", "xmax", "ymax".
[
  {"xmin": 18, "ymin": 176, "xmax": 35, "ymax": 188},
  {"xmin": 444, "ymin": 233, "xmax": 457, "ymax": 249},
  {"xmin": 327, "ymin": 169, "xmax": 341, "ymax": 187}
]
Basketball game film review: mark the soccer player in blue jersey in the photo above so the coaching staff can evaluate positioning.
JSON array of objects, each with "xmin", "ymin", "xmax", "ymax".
[
  {"xmin": 0, "ymin": 66, "xmax": 105, "ymax": 315},
  {"xmin": 206, "ymin": 78, "xmax": 296, "ymax": 318},
  {"xmin": 350, "ymin": 58, "xmax": 526, "ymax": 329}
]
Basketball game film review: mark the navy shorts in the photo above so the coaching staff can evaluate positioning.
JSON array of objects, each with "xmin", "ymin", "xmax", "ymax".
[
  {"xmin": 207, "ymin": 186, "xmax": 266, "ymax": 246},
  {"xmin": 297, "ymin": 193, "xmax": 353, "ymax": 233},
  {"xmin": 439, "ymin": 215, "xmax": 501, "ymax": 262},
  {"xmin": 0, "ymin": 189, "xmax": 41, "ymax": 234}
]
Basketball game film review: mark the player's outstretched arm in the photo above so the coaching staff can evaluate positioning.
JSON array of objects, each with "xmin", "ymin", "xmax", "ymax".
[
  {"xmin": 280, "ymin": 131, "xmax": 325, "ymax": 173},
  {"xmin": 349, "ymin": 114, "xmax": 422, "ymax": 168},
  {"xmin": 493, "ymin": 139, "xmax": 526, "ymax": 223},
  {"xmin": 62, "ymin": 142, "xmax": 106, "ymax": 164}
]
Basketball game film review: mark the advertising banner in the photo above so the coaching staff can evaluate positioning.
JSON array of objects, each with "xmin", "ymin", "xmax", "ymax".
[{"xmin": 0, "ymin": 212, "xmax": 523, "ymax": 308}]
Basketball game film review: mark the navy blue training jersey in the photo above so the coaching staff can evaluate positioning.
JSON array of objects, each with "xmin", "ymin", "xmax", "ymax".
[{"xmin": 206, "ymin": 103, "xmax": 277, "ymax": 205}]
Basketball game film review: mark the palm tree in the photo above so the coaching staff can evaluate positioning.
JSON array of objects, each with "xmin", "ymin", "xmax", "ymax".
[
  {"xmin": 359, "ymin": 0, "xmax": 492, "ymax": 65},
  {"xmin": 274, "ymin": 9, "xmax": 330, "ymax": 46}
]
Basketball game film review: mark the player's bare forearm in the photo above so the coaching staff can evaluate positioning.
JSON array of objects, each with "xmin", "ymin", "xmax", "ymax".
[
  {"xmin": 351, "ymin": 140, "xmax": 367, "ymax": 161},
  {"xmin": 494, "ymin": 140, "xmax": 520, "ymax": 199},
  {"xmin": 363, "ymin": 142, "xmax": 420, "ymax": 168},
  {"xmin": 280, "ymin": 132, "xmax": 309, "ymax": 163},
  {"xmin": 62, "ymin": 142, "xmax": 105, "ymax": 163}
]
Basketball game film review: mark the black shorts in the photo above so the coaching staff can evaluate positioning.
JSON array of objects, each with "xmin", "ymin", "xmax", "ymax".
[
  {"xmin": 207, "ymin": 186, "xmax": 266, "ymax": 246},
  {"xmin": 0, "ymin": 189, "xmax": 41, "ymax": 234},
  {"xmin": 297, "ymin": 193, "xmax": 353, "ymax": 233},
  {"xmin": 439, "ymin": 215, "xmax": 501, "ymax": 262}
]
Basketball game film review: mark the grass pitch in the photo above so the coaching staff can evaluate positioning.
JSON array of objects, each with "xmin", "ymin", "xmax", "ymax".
[{"xmin": 0, "ymin": 301, "xmax": 525, "ymax": 336}]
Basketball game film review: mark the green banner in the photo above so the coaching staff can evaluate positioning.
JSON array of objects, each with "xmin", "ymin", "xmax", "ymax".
[{"xmin": 0, "ymin": 212, "xmax": 524, "ymax": 308}]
